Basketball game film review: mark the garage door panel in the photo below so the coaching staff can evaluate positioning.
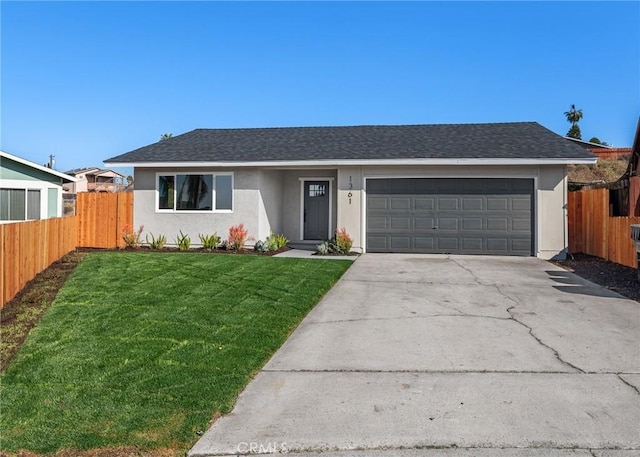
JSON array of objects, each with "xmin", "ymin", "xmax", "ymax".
[
  {"xmin": 512, "ymin": 218, "xmax": 531, "ymax": 232},
  {"xmin": 414, "ymin": 197, "xmax": 435, "ymax": 210},
  {"xmin": 368, "ymin": 216, "xmax": 388, "ymax": 230},
  {"xmin": 367, "ymin": 196, "xmax": 388, "ymax": 210},
  {"xmin": 437, "ymin": 237, "xmax": 459, "ymax": 250},
  {"xmin": 512, "ymin": 197, "xmax": 531, "ymax": 211},
  {"xmin": 462, "ymin": 198, "xmax": 483, "ymax": 211},
  {"xmin": 390, "ymin": 217, "xmax": 411, "ymax": 230},
  {"xmin": 462, "ymin": 218, "xmax": 483, "ymax": 231},
  {"xmin": 367, "ymin": 236, "xmax": 389, "ymax": 250},
  {"xmin": 414, "ymin": 217, "xmax": 435, "ymax": 230},
  {"xmin": 437, "ymin": 218, "xmax": 459, "ymax": 230},
  {"xmin": 487, "ymin": 197, "xmax": 508, "ymax": 211},
  {"xmin": 414, "ymin": 237, "xmax": 435, "ymax": 249},
  {"xmin": 511, "ymin": 238, "xmax": 533, "ymax": 252},
  {"xmin": 390, "ymin": 236, "xmax": 411, "ymax": 249},
  {"xmin": 487, "ymin": 218, "xmax": 508, "ymax": 231},
  {"xmin": 438, "ymin": 197, "xmax": 459, "ymax": 211},
  {"xmin": 366, "ymin": 178, "xmax": 533, "ymax": 256},
  {"xmin": 390, "ymin": 198, "xmax": 411, "ymax": 210},
  {"xmin": 487, "ymin": 238, "xmax": 509, "ymax": 252},
  {"xmin": 462, "ymin": 238, "xmax": 483, "ymax": 250}
]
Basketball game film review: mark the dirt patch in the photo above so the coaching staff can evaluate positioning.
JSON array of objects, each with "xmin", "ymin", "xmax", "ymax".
[
  {"xmin": 552, "ymin": 253, "xmax": 640, "ymax": 301},
  {"xmin": 1, "ymin": 251, "xmax": 87, "ymax": 371}
]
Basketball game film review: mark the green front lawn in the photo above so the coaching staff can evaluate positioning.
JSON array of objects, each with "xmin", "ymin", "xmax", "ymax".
[{"xmin": 0, "ymin": 252, "xmax": 351, "ymax": 454}]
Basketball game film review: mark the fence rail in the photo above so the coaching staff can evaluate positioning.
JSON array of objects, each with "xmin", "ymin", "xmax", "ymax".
[
  {"xmin": 568, "ymin": 188, "xmax": 640, "ymax": 268},
  {"xmin": 1, "ymin": 192, "xmax": 133, "ymax": 307}
]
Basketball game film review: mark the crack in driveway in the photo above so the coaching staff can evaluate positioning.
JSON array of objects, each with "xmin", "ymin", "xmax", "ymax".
[
  {"xmin": 616, "ymin": 374, "xmax": 640, "ymax": 395},
  {"xmin": 499, "ymin": 286, "xmax": 585, "ymax": 374},
  {"xmin": 449, "ymin": 257, "xmax": 586, "ymax": 374}
]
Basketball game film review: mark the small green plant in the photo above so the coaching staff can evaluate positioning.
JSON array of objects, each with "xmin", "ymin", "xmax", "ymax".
[
  {"xmin": 334, "ymin": 228, "xmax": 353, "ymax": 254},
  {"xmin": 121, "ymin": 224, "xmax": 144, "ymax": 249},
  {"xmin": 176, "ymin": 230, "xmax": 191, "ymax": 251},
  {"xmin": 267, "ymin": 232, "xmax": 289, "ymax": 251},
  {"xmin": 146, "ymin": 233, "xmax": 166, "ymax": 250},
  {"xmin": 227, "ymin": 224, "xmax": 248, "ymax": 251},
  {"xmin": 254, "ymin": 240, "xmax": 269, "ymax": 253},
  {"xmin": 199, "ymin": 233, "xmax": 221, "ymax": 250},
  {"xmin": 316, "ymin": 241, "xmax": 330, "ymax": 255}
]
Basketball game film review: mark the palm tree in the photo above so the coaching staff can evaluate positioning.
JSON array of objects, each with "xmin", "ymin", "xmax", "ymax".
[
  {"xmin": 564, "ymin": 104, "xmax": 583, "ymax": 126},
  {"xmin": 564, "ymin": 104, "xmax": 583, "ymax": 139},
  {"xmin": 160, "ymin": 133, "xmax": 173, "ymax": 141}
]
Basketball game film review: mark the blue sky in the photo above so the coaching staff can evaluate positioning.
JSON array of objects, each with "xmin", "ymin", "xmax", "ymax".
[{"xmin": 1, "ymin": 1, "xmax": 638, "ymax": 174}]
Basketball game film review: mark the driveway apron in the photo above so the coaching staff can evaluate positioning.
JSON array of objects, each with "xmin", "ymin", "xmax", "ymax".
[{"xmin": 189, "ymin": 254, "xmax": 640, "ymax": 456}]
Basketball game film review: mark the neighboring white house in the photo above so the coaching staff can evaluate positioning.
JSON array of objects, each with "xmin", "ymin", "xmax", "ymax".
[
  {"xmin": 62, "ymin": 167, "xmax": 125, "ymax": 193},
  {"xmin": 0, "ymin": 151, "xmax": 77, "ymax": 223}
]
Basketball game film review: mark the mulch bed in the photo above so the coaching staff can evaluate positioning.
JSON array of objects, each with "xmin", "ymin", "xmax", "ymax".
[
  {"xmin": 79, "ymin": 246, "xmax": 291, "ymax": 256},
  {"xmin": 551, "ymin": 253, "xmax": 640, "ymax": 301}
]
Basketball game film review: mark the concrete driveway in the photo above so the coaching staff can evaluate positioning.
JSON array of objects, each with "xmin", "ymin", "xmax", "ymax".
[{"xmin": 189, "ymin": 254, "xmax": 640, "ymax": 456}]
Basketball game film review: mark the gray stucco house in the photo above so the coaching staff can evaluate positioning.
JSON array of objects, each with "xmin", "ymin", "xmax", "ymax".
[{"xmin": 104, "ymin": 122, "xmax": 596, "ymax": 258}]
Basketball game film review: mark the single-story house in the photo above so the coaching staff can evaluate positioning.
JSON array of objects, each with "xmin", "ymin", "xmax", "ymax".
[
  {"xmin": 0, "ymin": 151, "xmax": 77, "ymax": 223},
  {"xmin": 62, "ymin": 167, "xmax": 126, "ymax": 193},
  {"xmin": 104, "ymin": 122, "xmax": 596, "ymax": 259}
]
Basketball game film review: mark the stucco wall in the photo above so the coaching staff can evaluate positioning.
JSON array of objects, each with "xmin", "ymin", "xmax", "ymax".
[
  {"xmin": 134, "ymin": 164, "xmax": 568, "ymax": 258},
  {"xmin": 256, "ymin": 170, "xmax": 284, "ymax": 239},
  {"xmin": 536, "ymin": 165, "xmax": 568, "ymax": 259},
  {"xmin": 134, "ymin": 167, "xmax": 282, "ymax": 247},
  {"xmin": 335, "ymin": 164, "xmax": 568, "ymax": 259}
]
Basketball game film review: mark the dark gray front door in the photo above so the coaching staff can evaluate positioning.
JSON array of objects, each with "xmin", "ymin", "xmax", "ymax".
[
  {"xmin": 366, "ymin": 178, "xmax": 534, "ymax": 256},
  {"xmin": 304, "ymin": 181, "xmax": 330, "ymax": 240}
]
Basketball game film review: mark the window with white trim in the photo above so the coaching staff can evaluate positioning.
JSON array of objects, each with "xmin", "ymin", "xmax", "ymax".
[
  {"xmin": 157, "ymin": 173, "xmax": 233, "ymax": 212},
  {"xmin": 0, "ymin": 188, "xmax": 41, "ymax": 221}
]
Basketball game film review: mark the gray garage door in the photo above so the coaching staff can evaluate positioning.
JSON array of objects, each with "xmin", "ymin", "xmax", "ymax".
[{"xmin": 366, "ymin": 178, "xmax": 534, "ymax": 256}]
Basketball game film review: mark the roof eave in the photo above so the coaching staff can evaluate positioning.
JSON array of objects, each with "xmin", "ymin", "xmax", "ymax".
[
  {"xmin": 104, "ymin": 157, "xmax": 597, "ymax": 168},
  {"xmin": 1, "ymin": 151, "xmax": 79, "ymax": 182}
]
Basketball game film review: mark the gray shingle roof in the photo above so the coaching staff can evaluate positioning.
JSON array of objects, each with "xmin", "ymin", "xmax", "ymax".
[{"xmin": 104, "ymin": 122, "xmax": 595, "ymax": 163}]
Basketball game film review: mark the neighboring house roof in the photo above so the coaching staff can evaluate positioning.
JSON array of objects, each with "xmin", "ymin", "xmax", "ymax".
[
  {"xmin": 65, "ymin": 167, "xmax": 125, "ymax": 178},
  {"xmin": 565, "ymin": 137, "xmax": 612, "ymax": 149},
  {"xmin": 104, "ymin": 122, "xmax": 596, "ymax": 167},
  {"xmin": 1, "ymin": 151, "xmax": 77, "ymax": 183}
]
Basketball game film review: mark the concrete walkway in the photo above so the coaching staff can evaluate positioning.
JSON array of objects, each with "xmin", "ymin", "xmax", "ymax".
[{"xmin": 189, "ymin": 254, "xmax": 640, "ymax": 456}]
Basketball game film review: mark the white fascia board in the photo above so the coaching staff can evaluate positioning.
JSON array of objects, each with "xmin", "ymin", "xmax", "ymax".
[
  {"xmin": 1, "ymin": 150, "xmax": 79, "ymax": 182},
  {"xmin": 104, "ymin": 157, "xmax": 598, "ymax": 168}
]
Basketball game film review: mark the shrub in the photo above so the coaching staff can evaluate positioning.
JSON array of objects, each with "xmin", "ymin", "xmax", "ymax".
[
  {"xmin": 176, "ymin": 230, "xmax": 191, "ymax": 251},
  {"xmin": 199, "ymin": 233, "xmax": 221, "ymax": 250},
  {"xmin": 254, "ymin": 240, "xmax": 269, "ymax": 253},
  {"xmin": 267, "ymin": 232, "xmax": 289, "ymax": 251},
  {"xmin": 122, "ymin": 224, "xmax": 143, "ymax": 249},
  {"xmin": 334, "ymin": 227, "xmax": 353, "ymax": 254},
  {"xmin": 227, "ymin": 224, "xmax": 248, "ymax": 251},
  {"xmin": 316, "ymin": 241, "xmax": 330, "ymax": 255},
  {"xmin": 146, "ymin": 233, "xmax": 166, "ymax": 250}
]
